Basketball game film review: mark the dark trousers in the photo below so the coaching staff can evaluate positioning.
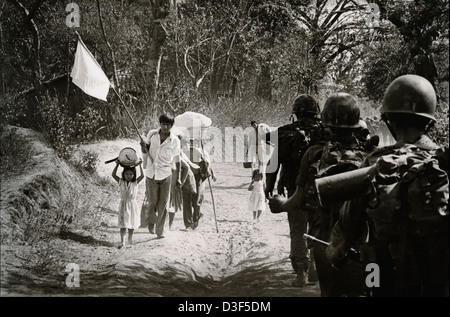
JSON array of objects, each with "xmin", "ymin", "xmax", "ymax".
[
  {"xmin": 286, "ymin": 186, "xmax": 310, "ymax": 271},
  {"xmin": 288, "ymin": 209, "xmax": 309, "ymax": 271},
  {"xmin": 146, "ymin": 175, "xmax": 171, "ymax": 236},
  {"xmin": 182, "ymin": 173, "xmax": 204, "ymax": 228}
]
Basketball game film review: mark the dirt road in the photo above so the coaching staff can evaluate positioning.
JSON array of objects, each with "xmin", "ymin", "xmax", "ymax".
[
  {"xmin": 63, "ymin": 140, "xmax": 320, "ymax": 297},
  {"xmin": 1, "ymin": 135, "xmax": 320, "ymax": 297}
]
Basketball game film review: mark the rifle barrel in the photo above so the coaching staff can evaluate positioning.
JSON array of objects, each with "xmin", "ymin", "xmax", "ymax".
[{"xmin": 303, "ymin": 233, "xmax": 329, "ymax": 246}]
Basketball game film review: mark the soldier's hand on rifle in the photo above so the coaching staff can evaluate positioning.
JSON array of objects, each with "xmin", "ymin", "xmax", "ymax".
[
  {"xmin": 326, "ymin": 244, "xmax": 361, "ymax": 269},
  {"xmin": 268, "ymin": 195, "xmax": 287, "ymax": 214}
]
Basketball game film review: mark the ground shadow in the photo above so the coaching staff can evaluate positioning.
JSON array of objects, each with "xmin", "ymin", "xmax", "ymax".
[{"xmin": 59, "ymin": 231, "xmax": 115, "ymax": 247}]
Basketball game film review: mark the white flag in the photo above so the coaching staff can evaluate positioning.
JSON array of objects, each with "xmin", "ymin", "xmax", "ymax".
[{"xmin": 71, "ymin": 40, "xmax": 110, "ymax": 101}]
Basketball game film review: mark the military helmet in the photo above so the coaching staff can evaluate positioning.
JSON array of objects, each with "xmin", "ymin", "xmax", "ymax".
[
  {"xmin": 381, "ymin": 74, "xmax": 436, "ymax": 121},
  {"xmin": 321, "ymin": 93, "xmax": 360, "ymax": 128},
  {"xmin": 292, "ymin": 94, "xmax": 320, "ymax": 115}
]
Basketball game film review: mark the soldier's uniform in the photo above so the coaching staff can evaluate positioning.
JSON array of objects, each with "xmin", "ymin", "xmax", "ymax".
[
  {"xmin": 269, "ymin": 93, "xmax": 372, "ymax": 296},
  {"xmin": 298, "ymin": 93, "xmax": 370, "ymax": 297},
  {"xmin": 326, "ymin": 75, "xmax": 449, "ymax": 297},
  {"xmin": 265, "ymin": 95, "xmax": 323, "ymax": 286}
]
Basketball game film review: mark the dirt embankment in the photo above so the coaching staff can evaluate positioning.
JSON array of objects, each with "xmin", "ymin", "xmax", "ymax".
[{"xmin": 0, "ymin": 126, "xmax": 320, "ymax": 297}]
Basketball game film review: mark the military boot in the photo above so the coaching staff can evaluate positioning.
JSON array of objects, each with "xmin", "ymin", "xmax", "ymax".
[{"xmin": 292, "ymin": 263, "xmax": 307, "ymax": 287}]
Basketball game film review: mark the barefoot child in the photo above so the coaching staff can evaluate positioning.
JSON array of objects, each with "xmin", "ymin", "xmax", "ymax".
[
  {"xmin": 248, "ymin": 169, "xmax": 266, "ymax": 222},
  {"xmin": 112, "ymin": 159, "xmax": 144, "ymax": 248}
]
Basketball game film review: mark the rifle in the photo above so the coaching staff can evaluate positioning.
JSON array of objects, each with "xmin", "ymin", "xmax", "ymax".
[{"xmin": 303, "ymin": 234, "xmax": 361, "ymax": 262}]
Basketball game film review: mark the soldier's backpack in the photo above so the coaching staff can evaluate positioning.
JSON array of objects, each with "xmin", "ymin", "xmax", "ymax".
[
  {"xmin": 274, "ymin": 121, "xmax": 323, "ymax": 164},
  {"xmin": 267, "ymin": 121, "xmax": 324, "ymax": 195},
  {"xmin": 366, "ymin": 145, "xmax": 449, "ymax": 239},
  {"xmin": 304, "ymin": 139, "xmax": 368, "ymax": 238},
  {"xmin": 304, "ymin": 140, "xmax": 367, "ymax": 210}
]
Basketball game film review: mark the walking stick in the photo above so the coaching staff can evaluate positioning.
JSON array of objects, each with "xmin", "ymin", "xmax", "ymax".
[{"xmin": 200, "ymin": 134, "xmax": 219, "ymax": 233}]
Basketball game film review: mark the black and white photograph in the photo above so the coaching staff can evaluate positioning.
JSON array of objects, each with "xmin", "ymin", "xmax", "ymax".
[{"xmin": 0, "ymin": 0, "xmax": 448, "ymax": 302}]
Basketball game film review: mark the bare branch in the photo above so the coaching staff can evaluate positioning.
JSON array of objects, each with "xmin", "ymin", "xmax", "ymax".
[{"xmin": 96, "ymin": 0, "xmax": 119, "ymax": 89}]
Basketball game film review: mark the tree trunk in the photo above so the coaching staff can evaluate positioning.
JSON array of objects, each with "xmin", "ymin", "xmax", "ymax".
[
  {"xmin": 12, "ymin": 0, "xmax": 42, "ymax": 88},
  {"xmin": 256, "ymin": 63, "xmax": 272, "ymax": 101},
  {"xmin": 0, "ymin": 21, "xmax": 4, "ymax": 94},
  {"xmin": 148, "ymin": 0, "xmax": 170, "ymax": 99}
]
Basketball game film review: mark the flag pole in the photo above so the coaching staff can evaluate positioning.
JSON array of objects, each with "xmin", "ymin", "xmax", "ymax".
[
  {"xmin": 111, "ymin": 86, "xmax": 145, "ymax": 144},
  {"xmin": 74, "ymin": 31, "xmax": 144, "ymax": 144}
]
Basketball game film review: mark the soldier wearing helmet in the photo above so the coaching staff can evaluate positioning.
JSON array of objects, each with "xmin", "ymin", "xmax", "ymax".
[
  {"xmin": 326, "ymin": 75, "xmax": 449, "ymax": 297},
  {"xmin": 380, "ymin": 74, "xmax": 437, "ymax": 145},
  {"xmin": 264, "ymin": 94, "xmax": 324, "ymax": 287},
  {"xmin": 289, "ymin": 94, "xmax": 321, "ymax": 123},
  {"xmin": 356, "ymin": 119, "xmax": 380, "ymax": 151},
  {"xmin": 269, "ymin": 92, "xmax": 371, "ymax": 297}
]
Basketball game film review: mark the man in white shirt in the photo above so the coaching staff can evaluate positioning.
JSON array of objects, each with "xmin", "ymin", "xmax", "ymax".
[
  {"xmin": 140, "ymin": 114, "xmax": 181, "ymax": 238},
  {"xmin": 248, "ymin": 121, "xmax": 273, "ymax": 180}
]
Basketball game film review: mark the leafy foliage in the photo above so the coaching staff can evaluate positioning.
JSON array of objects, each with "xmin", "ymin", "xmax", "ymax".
[{"xmin": 0, "ymin": 0, "xmax": 448, "ymax": 148}]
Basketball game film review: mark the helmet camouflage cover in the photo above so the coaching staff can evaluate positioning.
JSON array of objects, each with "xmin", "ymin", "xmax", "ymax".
[
  {"xmin": 321, "ymin": 93, "xmax": 360, "ymax": 128},
  {"xmin": 381, "ymin": 74, "xmax": 437, "ymax": 121},
  {"xmin": 292, "ymin": 94, "xmax": 320, "ymax": 115}
]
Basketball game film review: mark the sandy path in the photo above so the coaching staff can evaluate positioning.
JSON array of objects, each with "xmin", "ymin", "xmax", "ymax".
[
  {"xmin": 1, "ymin": 136, "xmax": 320, "ymax": 297},
  {"xmin": 62, "ymin": 140, "xmax": 320, "ymax": 297}
]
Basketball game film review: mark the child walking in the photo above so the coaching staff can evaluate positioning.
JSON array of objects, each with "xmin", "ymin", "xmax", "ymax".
[
  {"xmin": 112, "ymin": 159, "xmax": 144, "ymax": 248},
  {"xmin": 248, "ymin": 169, "xmax": 266, "ymax": 223}
]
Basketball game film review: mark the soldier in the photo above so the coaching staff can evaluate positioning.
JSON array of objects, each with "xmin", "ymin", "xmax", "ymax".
[
  {"xmin": 265, "ymin": 94, "xmax": 323, "ymax": 287},
  {"xmin": 356, "ymin": 119, "xmax": 380, "ymax": 152},
  {"xmin": 326, "ymin": 74, "xmax": 449, "ymax": 297},
  {"xmin": 269, "ymin": 93, "xmax": 370, "ymax": 297}
]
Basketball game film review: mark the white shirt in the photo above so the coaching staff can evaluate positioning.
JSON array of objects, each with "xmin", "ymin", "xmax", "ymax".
[
  {"xmin": 143, "ymin": 129, "xmax": 180, "ymax": 180},
  {"xmin": 248, "ymin": 123, "xmax": 274, "ymax": 164}
]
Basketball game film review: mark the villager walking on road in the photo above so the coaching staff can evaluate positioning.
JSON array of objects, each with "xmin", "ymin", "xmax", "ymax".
[{"xmin": 140, "ymin": 113, "xmax": 181, "ymax": 239}]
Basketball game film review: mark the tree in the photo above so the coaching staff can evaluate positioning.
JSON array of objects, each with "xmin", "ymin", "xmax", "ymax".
[
  {"xmin": 358, "ymin": 0, "xmax": 449, "ymax": 102},
  {"xmin": 289, "ymin": 0, "xmax": 371, "ymax": 93},
  {"xmin": 377, "ymin": 0, "xmax": 449, "ymax": 90},
  {"xmin": 148, "ymin": 0, "xmax": 171, "ymax": 98}
]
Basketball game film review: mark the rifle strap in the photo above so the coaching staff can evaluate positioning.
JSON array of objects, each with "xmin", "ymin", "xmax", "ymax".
[{"xmin": 394, "ymin": 181, "xmax": 410, "ymax": 295}]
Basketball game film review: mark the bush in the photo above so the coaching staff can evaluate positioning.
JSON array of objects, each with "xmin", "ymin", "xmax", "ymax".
[
  {"xmin": 72, "ymin": 149, "xmax": 100, "ymax": 174},
  {"xmin": 428, "ymin": 101, "xmax": 449, "ymax": 147},
  {"xmin": 0, "ymin": 126, "xmax": 32, "ymax": 178}
]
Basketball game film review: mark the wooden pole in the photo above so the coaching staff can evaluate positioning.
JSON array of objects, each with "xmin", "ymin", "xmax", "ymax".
[
  {"xmin": 74, "ymin": 31, "xmax": 144, "ymax": 143},
  {"xmin": 200, "ymin": 131, "xmax": 219, "ymax": 233}
]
